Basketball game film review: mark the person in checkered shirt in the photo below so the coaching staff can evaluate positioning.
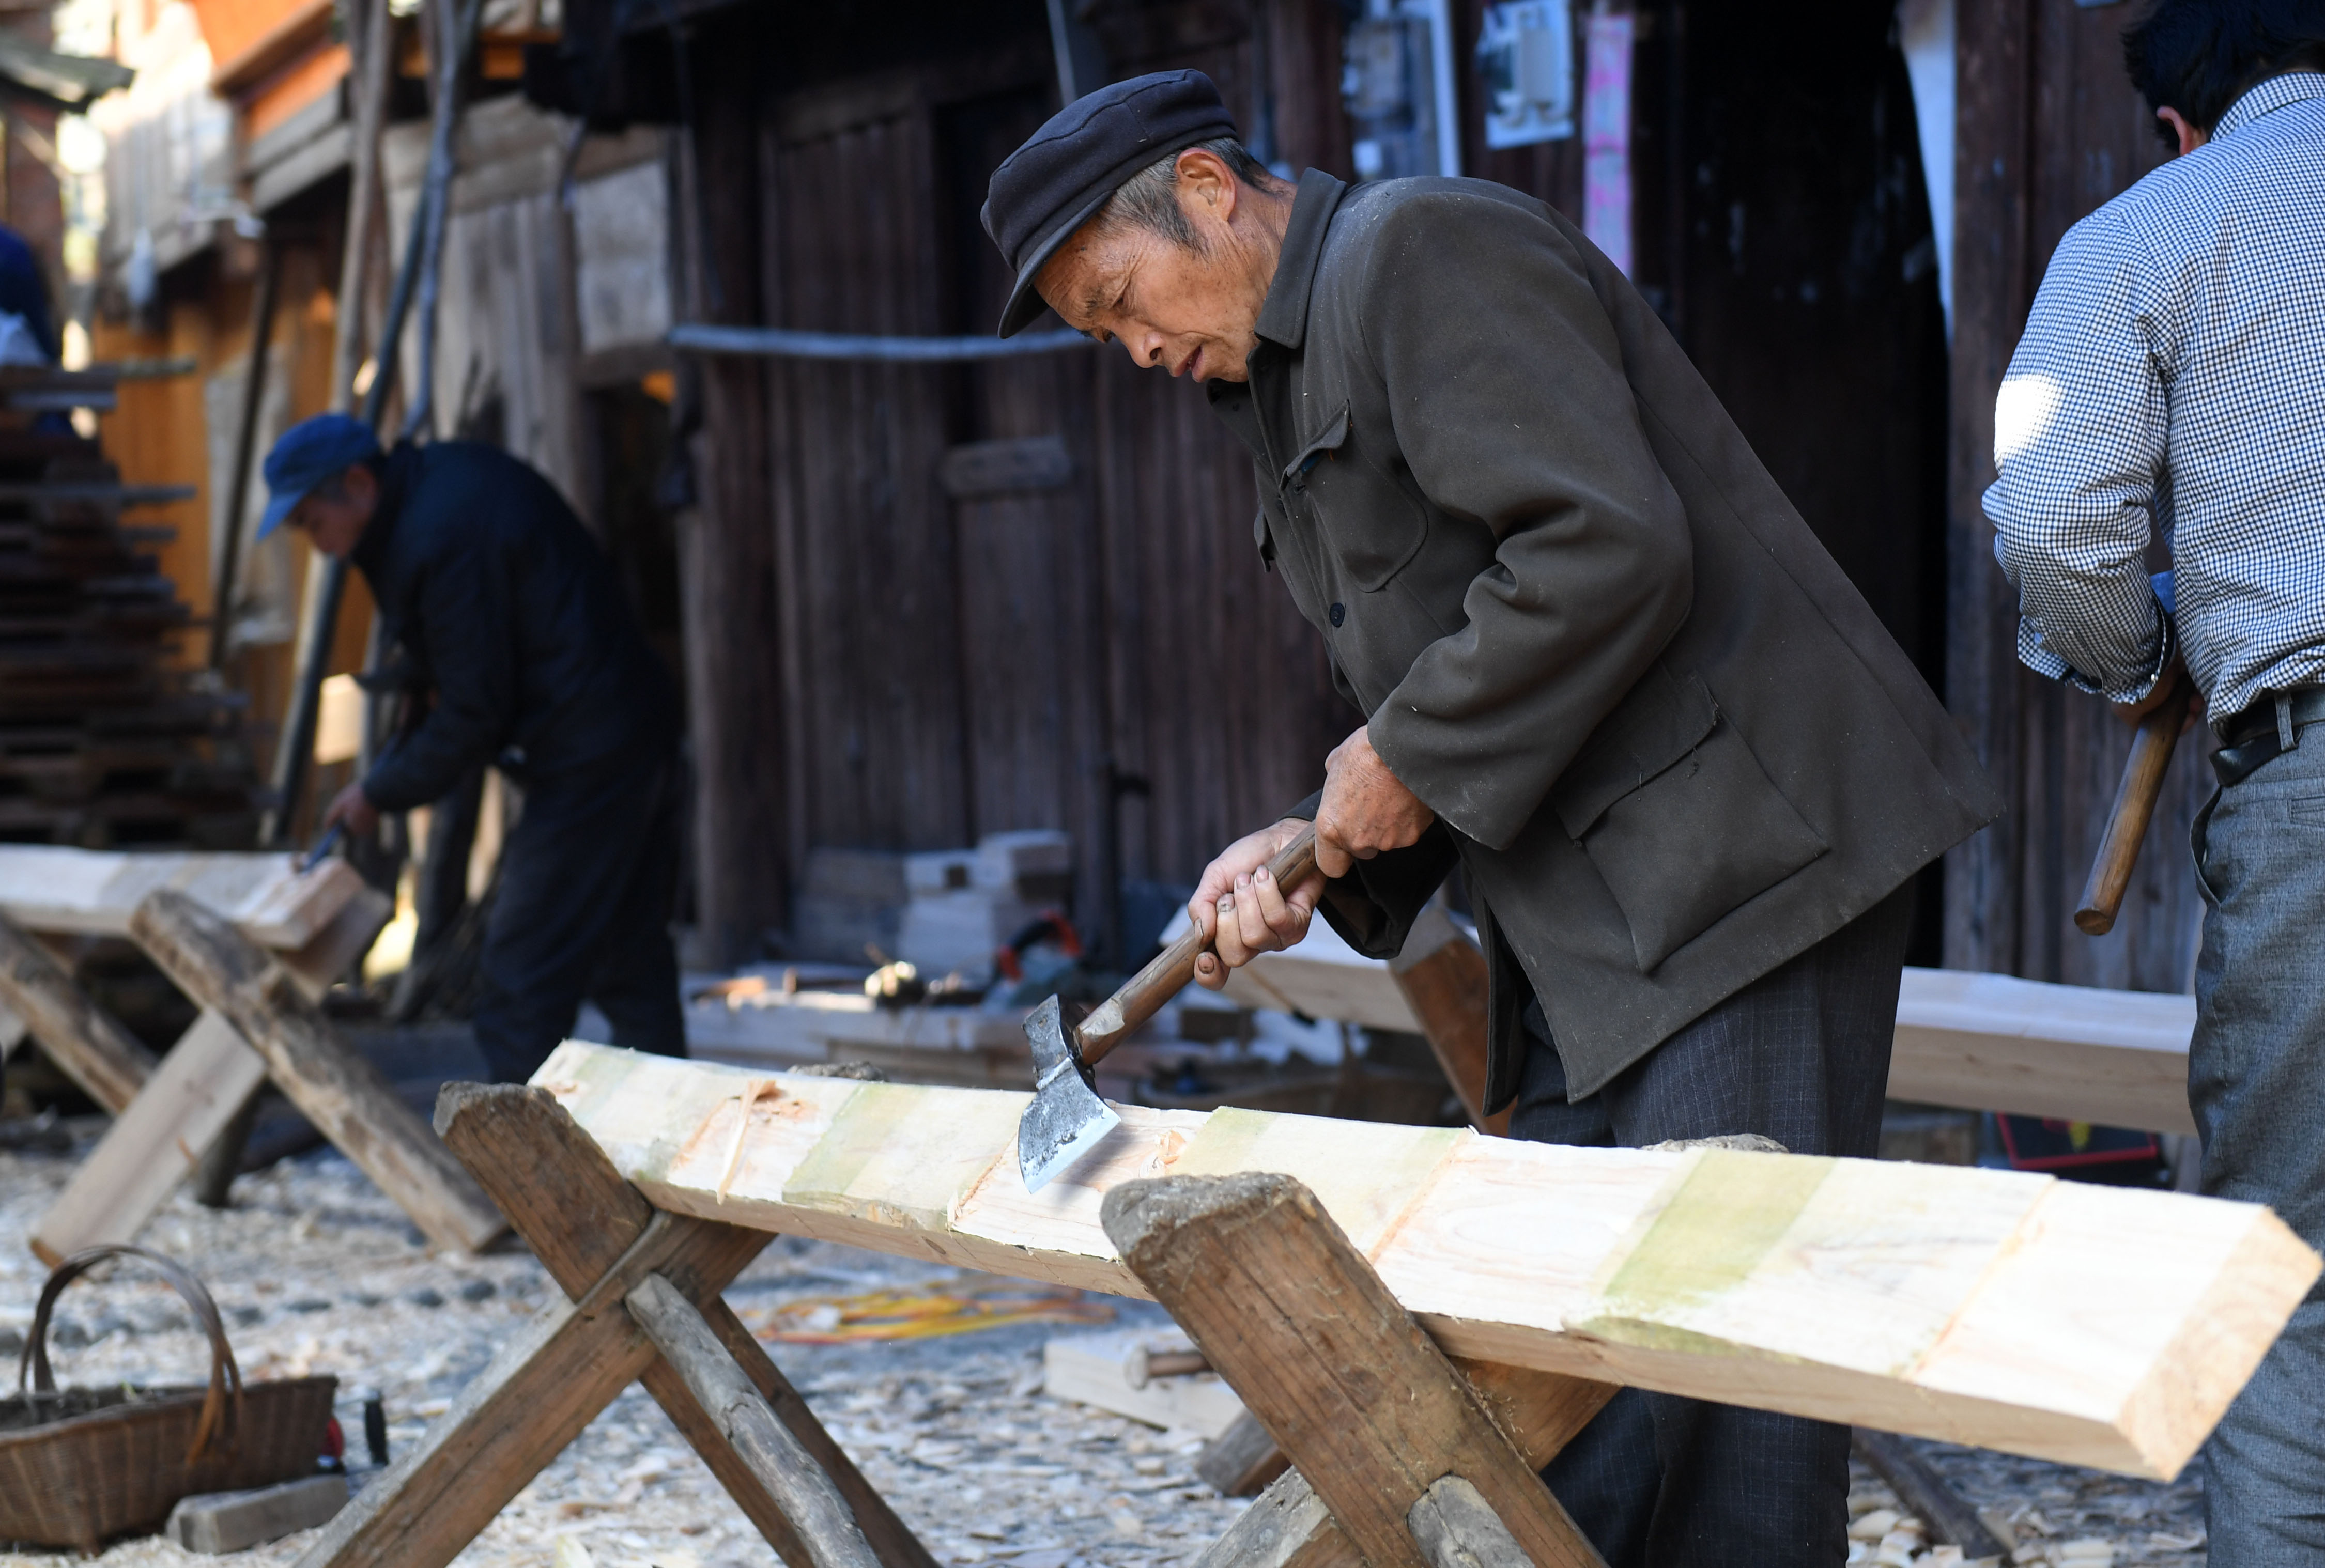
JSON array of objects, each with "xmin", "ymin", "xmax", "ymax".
[{"xmin": 1984, "ymin": 3, "xmax": 2325, "ymax": 1559}]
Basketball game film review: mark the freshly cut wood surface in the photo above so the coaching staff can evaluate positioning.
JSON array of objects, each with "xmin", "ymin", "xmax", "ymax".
[
  {"xmin": 0, "ymin": 845, "xmax": 362, "ymax": 949},
  {"xmin": 133, "ymin": 890, "xmax": 504, "ymax": 1254},
  {"xmin": 1103, "ymin": 1173, "xmax": 1602, "ymax": 1568},
  {"xmin": 1891, "ymin": 967, "xmax": 2194, "ymax": 1135},
  {"xmin": 0, "ymin": 910, "xmax": 156, "ymax": 1113},
  {"xmin": 536, "ymin": 1042, "xmax": 2319, "ymax": 1481}
]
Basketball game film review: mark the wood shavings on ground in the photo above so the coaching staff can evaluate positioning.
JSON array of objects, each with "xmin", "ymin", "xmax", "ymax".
[
  {"xmin": 742, "ymin": 1283, "xmax": 1115, "ymax": 1344},
  {"xmin": 0, "ymin": 1126, "xmax": 2212, "ymax": 1566}
]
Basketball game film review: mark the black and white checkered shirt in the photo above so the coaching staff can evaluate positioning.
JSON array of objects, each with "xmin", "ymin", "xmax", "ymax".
[{"xmin": 1985, "ymin": 72, "xmax": 2325, "ymax": 724}]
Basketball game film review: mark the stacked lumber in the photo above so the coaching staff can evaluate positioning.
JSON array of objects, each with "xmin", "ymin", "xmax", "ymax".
[
  {"xmin": 0, "ymin": 429, "xmax": 257, "ymax": 847},
  {"xmin": 536, "ymin": 1042, "xmax": 2319, "ymax": 1482}
]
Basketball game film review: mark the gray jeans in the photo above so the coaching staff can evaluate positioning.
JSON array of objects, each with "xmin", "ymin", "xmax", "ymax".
[{"xmin": 2192, "ymin": 733, "xmax": 2325, "ymax": 1564}]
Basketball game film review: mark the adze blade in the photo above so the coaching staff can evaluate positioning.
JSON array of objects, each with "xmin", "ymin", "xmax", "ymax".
[{"xmin": 1018, "ymin": 995, "xmax": 1120, "ymax": 1193}]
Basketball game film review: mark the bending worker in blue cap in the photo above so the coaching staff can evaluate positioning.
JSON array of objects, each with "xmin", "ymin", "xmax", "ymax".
[{"xmin": 258, "ymin": 413, "xmax": 687, "ymax": 1082}]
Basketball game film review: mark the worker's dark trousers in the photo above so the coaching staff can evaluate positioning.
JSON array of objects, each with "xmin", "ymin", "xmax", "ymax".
[
  {"xmin": 1509, "ymin": 884, "xmax": 1914, "ymax": 1568},
  {"xmin": 470, "ymin": 749, "xmax": 688, "ymax": 1084}
]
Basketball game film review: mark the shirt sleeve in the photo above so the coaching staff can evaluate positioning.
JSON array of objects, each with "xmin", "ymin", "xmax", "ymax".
[
  {"xmin": 1984, "ymin": 210, "xmax": 2179, "ymax": 703},
  {"xmin": 361, "ymin": 537, "xmax": 519, "ymax": 812},
  {"xmin": 1353, "ymin": 194, "xmax": 1696, "ymax": 852}
]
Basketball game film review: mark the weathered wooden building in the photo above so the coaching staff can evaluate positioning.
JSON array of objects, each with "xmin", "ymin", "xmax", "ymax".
[{"xmin": 78, "ymin": 0, "xmax": 2213, "ymax": 1003}]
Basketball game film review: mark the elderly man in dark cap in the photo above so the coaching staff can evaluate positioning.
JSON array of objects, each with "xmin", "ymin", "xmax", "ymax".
[
  {"xmin": 259, "ymin": 413, "xmax": 687, "ymax": 1084},
  {"xmin": 982, "ymin": 72, "xmax": 1999, "ymax": 1566}
]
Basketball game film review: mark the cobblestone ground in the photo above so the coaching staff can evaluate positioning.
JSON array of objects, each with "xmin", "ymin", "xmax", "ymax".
[{"xmin": 0, "ymin": 1134, "xmax": 2208, "ymax": 1567}]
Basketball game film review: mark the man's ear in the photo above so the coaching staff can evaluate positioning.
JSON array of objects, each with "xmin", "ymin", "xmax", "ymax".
[
  {"xmin": 2157, "ymin": 106, "xmax": 2208, "ymax": 157},
  {"xmin": 1175, "ymin": 147, "xmax": 1239, "ymax": 227}
]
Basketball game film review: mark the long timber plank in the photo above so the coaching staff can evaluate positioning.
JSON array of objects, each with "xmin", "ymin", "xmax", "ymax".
[
  {"xmin": 535, "ymin": 1041, "xmax": 2316, "ymax": 1483},
  {"xmin": 0, "ymin": 845, "xmax": 362, "ymax": 949},
  {"xmin": 1890, "ymin": 968, "xmax": 2195, "ymax": 1136},
  {"xmin": 1226, "ymin": 949, "xmax": 2200, "ymax": 1135}
]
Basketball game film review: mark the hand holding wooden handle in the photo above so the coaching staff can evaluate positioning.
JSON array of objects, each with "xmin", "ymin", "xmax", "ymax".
[
  {"xmin": 2076, "ymin": 682, "xmax": 2195, "ymax": 936},
  {"xmin": 1074, "ymin": 822, "xmax": 1320, "ymax": 1066}
]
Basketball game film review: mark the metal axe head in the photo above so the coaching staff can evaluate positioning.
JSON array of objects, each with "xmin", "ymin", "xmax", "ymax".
[{"xmin": 1018, "ymin": 995, "xmax": 1120, "ymax": 1194}]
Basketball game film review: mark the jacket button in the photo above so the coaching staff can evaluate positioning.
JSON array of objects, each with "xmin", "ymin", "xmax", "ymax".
[{"xmin": 1329, "ymin": 603, "xmax": 1345, "ymax": 627}]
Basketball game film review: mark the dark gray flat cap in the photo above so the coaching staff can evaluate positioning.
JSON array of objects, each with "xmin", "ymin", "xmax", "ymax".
[{"xmin": 982, "ymin": 70, "xmax": 1239, "ymax": 337}]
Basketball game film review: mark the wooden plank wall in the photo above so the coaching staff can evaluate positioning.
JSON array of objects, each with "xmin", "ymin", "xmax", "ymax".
[
  {"xmin": 682, "ymin": 1, "xmax": 1357, "ymax": 961},
  {"xmin": 1945, "ymin": 0, "xmax": 2204, "ymax": 994}
]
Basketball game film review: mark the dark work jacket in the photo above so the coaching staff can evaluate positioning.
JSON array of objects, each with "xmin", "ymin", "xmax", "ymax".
[
  {"xmin": 351, "ymin": 441, "xmax": 676, "ymax": 814},
  {"xmin": 1209, "ymin": 172, "xmax": 2000, "ymax": 1108}
]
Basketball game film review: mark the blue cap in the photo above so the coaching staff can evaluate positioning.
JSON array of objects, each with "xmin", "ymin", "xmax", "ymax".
[
  {"xmin": 259, "ymin": 413, "xmax": 382, "ymax": 539},
  {"xmin": 982, "ymin": 71, "xmax": 1239, "ymax": 337}
]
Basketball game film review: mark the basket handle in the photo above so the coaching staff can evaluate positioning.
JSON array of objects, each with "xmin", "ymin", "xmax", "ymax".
[{"xmin": 19, "ymin": 1244, "xmax": 245, "ymax": 1466}]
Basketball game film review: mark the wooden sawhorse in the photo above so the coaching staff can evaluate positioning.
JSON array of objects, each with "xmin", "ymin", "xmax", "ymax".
[
  {"xmin": 23, "ymin": 888, "xmax": 502, "ymax": 1263},
  {"xmin": 302, "ymin": 1084, "xmax": 1612, "ymax": 1568}
]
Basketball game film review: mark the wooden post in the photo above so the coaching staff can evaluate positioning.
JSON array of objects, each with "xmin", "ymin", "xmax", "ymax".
[
  {"xmin": 130, "ymin": 889, "xmax": 504, "ymax": 1253},
  {"xmin": 1193, "ymin": 1358, "xmax": 1615, "ymax": 1568},
  {"xmin": 626, "ymin": 1274, "xmax": 884, "ymax": 1568},
  {"xmin": 1102, "ymin": 1173, "xmax": 1605, "ymax": 1568},
  {"xmin": 1407, "ymin": 1477, "xmax": 1535, "ymax": 1568},
  {"xmin": 432, "ymin": 1084, "xmax": 938, "ymax": 1568},
  {"xmin": 0, "ymin": 912, "xmax": 154, "ymax": 1114}
]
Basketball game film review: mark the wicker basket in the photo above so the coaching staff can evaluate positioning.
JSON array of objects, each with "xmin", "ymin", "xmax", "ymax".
[{"xmin": 0, "ymin": 1244, "xmax": 337, "ymax": 1553}]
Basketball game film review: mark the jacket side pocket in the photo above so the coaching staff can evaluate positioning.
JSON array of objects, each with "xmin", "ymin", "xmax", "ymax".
[
  {"xmin": 1550, "ymin": 664, "xmax": 1828, "ymax": 972},
  {"xmin": 1283, "ymin": 406, "xmax": 1429, "ymax": 591}
]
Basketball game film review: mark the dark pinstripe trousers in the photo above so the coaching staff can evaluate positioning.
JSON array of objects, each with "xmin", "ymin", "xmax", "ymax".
[{"xmin": 1509, "ymin": 884, "xmax": 1915, "ymax": 1568}]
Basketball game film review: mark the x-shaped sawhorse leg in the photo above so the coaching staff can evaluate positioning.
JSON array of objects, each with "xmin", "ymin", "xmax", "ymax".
[
  {"xmin": 1103, "ymin": 1173, "xmax": 1615, "ymax": 1568},
  {"xmin": 296, "ymin": 1084, "xmax": 936, "ymax": 1568}
]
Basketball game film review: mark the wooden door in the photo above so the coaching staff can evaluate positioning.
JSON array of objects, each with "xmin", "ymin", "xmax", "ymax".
[{"xmin": 1946, "ymin": 0, "xmax": 2203, "ymax": 992}]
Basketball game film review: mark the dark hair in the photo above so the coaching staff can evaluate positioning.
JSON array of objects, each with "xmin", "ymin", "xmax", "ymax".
[
  {"xmin": 1092, "ymin": 135, "xmax": 1280, "ymax": 251},
  {"xmin": 2123, "ymin": 0, "xmax": 2325, "ymax": 145}
]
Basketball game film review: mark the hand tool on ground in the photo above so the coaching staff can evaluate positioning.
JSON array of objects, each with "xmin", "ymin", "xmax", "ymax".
[
  {"xmin": 1017, "ymin": 822, "xmax": 1318, "ymax": 1192},
  {"xmin": 300, "ymin": 822, "xmax": 348, "ymax": 875},
  {"xmin": 2076, "ymin": 571, "xmax": 2192, "ymax": 937}
]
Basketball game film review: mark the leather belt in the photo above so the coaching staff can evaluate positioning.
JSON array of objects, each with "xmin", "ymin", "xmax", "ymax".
[{"xmin": 2213, "ymin": 686, "xmax": 2325, "ymax": 789}]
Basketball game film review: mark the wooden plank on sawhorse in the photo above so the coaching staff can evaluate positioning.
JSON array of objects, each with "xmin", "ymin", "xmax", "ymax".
[
  {"xmin": 297, "ymin": 1084, "xmax": 939, "ymax": 1568},
  {"xmin": 30, "ymin": 889, "xmax": 394, "ymax": 1264},
  {"xmin": 127, "ymin": 888, "xmax": 504, "ymax": 1255},
  {"xmin": 1103, "ymin": 1171, "xmax": 1608, "ymax": 1568}
]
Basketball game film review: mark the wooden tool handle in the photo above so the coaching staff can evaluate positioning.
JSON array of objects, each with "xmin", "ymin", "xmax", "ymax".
[
  {"xmin": 2075, "ymin": 684, "xmax": 2194, "ymax": 936},
  {"xmin": 1075, "ymin": 822, "xmax": 1320, "ymax": 1066}
]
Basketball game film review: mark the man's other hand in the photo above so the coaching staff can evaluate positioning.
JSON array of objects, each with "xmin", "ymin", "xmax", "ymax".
[
  {"xmin": 1187, "ymin": 818, "xmax": 1326, "ymax": 990},
  {"xmin": 2115, "ymin": 654, "xmax": 2203, "ymax": 733},
  {"xmin": 322, "ymin": 781, "xmax": 380, "ymax": 839},
  {"xmin": 1316, "ymin": 725, "xmax": 1435, "ymax": 878}
]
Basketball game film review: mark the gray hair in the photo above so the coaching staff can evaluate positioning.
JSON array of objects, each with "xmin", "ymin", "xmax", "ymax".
[{"xmin": 1092, "ymin": 136, "xmax": 1279, "ymax": 252}]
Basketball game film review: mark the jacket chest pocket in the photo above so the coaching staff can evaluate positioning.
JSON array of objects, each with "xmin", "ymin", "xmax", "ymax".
[
  {"xmin": 1281, "ymin": 406, "xmax": 1429, "ymax": 592},
  {"xmin": 1549, "ymin": 663, "xmax": 1828, "ymax": 973}
]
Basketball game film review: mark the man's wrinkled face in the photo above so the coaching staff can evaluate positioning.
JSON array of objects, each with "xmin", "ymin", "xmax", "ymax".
[
  {"xmin": 1039, "ymin": 223, "xmax": 1260, "ymax": 384},
  {"xmin": 286, "ymin": 463, "xmax": 378, "ymax": 558},
  {"xmin": 1035, "ymin": 152, "xmax": 1275, "ymax": 384}
]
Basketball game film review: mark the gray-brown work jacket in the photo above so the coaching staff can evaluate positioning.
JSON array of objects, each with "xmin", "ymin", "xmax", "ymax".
[{"xmin": 1207, "ymin": 171, "xmax": 1999, "ymax": 1108}]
